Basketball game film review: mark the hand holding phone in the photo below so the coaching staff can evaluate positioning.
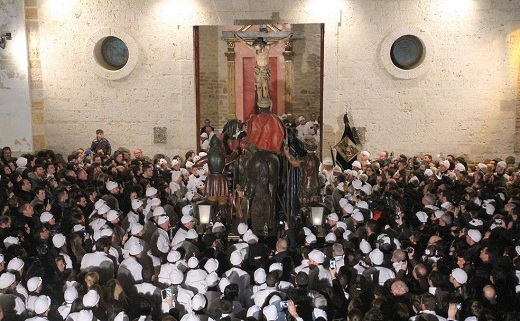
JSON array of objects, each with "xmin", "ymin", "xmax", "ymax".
[{"xmin": 329, "ymin": 259, "xmax": 336, "ymax": 269}]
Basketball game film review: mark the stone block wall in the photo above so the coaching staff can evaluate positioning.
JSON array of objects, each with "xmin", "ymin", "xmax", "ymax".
[{"xmin": 0, "ymin": 0, "xmax": 519, "ymax": 162}]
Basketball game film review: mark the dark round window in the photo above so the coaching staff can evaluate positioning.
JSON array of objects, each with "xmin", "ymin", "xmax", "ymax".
[
  {"xmin": 101, "ymin": 37, "xmax": 129, "ymax": 69},
  {"xmin": 390, "ymin": 35, "xmax": 424, "ymax": 70}
]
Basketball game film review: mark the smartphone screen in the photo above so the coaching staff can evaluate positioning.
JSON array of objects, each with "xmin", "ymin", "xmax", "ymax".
[
  {"xmin": 161, "ymin": 288, "xmax": 172, "ymax": 299},
  {"xmin": 330, "ymin": 259, "xmax": 336, "ymax": 269}
]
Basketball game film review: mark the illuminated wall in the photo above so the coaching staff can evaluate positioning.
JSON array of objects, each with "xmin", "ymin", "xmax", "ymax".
[
  {"xmin": 0, "ymin": 0, "xmax": 31, "ymax": 153},
  {"xmin": 0, "ymin": 0, "xmax": 520, "ymax": 161}
]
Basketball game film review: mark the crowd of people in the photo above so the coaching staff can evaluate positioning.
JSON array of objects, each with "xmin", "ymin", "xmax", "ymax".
[{"xmin": 0, "ymin": 119, "xmax": 519, "ymax": 321}]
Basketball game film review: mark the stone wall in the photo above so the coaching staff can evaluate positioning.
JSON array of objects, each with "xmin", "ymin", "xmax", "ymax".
[
  {"xmin": 0, "ymin": 0, "xmax": 32, "ymax": 153},
  {"xmin": 0, "ymin": 0, "xmax": 519, "ymax": 162}
]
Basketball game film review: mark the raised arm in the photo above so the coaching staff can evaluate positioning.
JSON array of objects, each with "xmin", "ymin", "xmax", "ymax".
[
  {"xmin": 267, "ymin": 33, "xmax": 293, "ymax": 49},
  {"xmin": 233, "ymin": 32, "xmax": 255, "ymax": 51}
]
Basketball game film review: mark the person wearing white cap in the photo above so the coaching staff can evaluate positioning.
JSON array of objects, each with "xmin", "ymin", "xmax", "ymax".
[
  {"xmin": 224, "ymin": 250, "xmax": 251, "ymax": 303},
  {"xmin": 80, "ymin": 237, "xmax": 115, "ymax": 284},
  {"xmin": 150, "ymin": 215, "xmax": 172, "ymax": 261},
  {"xmin": 58, "ymin": 285, "xmax": 78, "ymax": 320},
  {"xmin": 118, "ymin": 242, "xmax": 144, "ymax": 289},
  {"xmin": 26, "ymin": 276, "xmax": 43, "ymax": 313},
  {"xmin": 27, "ymin": 295, "xmax": 51, "ymax": 320},
  {"xmin": 122, "ymin": 198, "xmax": 144, "ymax": 231},
  {"xmin": 366, "ymin": 248, "xmax": 395, "ymax": 286},
  {"xmin": 307, "ymin": 249, "xmax": 333, "ymax": 288},
  {"xmin": 450, "ymin": 268, "xmax": 468, "ymax": 296},
  {"xmin": 171, "ymin": 214, "xmax": 196, "ymax": 248},
  {"xmin": 0, "ymin": 272, "xmax": 26, "ymax": 315},
  {"xmin": 359, "ymin": 150, "xmax": 371, "ymax": 171}
]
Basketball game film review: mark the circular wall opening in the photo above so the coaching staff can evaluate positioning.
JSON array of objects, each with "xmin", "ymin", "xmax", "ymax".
[
  {"xmin": 100, "ymin": 36, "xmax": 129, "ymax": 70},
  {"xmin": 380, "ymin": 27, "xmax": 434, "ymax": 80},
  {"xmin": 86, "ymin": 28, "xmax": 138, "ymax": 80},
  {"xmin": 390, "ymin": 35, "xmax": 424, "ymax": 70}
]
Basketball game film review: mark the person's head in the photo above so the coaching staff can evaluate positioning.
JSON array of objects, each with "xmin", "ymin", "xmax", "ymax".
[
  {"xmin": 33, "ymin": 164, "xmax": 45, "ymax": 178},
  {"xmin": 252, "ymin": 37, "xmax": 268, "ymax": 49},
  {"xmin": 85, "ymin": 272, "xmax": 100, "ymax": 289},
  {"xmin": 390, "ymin": 280, "xmax": 409, "ymax": 296},
  {"xmin": 2, "ymin": 147, "xmax": 11, "ymax": 160},
  {"xmin": 55, "ymin": 255, "xmax": 66, "ymax": 272},
  {"xmin": 275, "ymin": 238, "xmax": 288, "ymax": 253},
  {"xmin": 34, "ymin": 186, "xmax": 46, "ymax": 200},
  {"xmin": 419, "ymin": 293, "xmax": 437, "ymax": 311},
  {"xmin": 96, "ymin": 129, "xmax": 104, "ymax": 139}
]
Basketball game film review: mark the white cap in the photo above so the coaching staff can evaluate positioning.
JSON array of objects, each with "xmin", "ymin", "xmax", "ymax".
[
  {"xmin": 187, "ymin": 256, "xmax": 199, "ymax": 269},
  {"xmin": 191, "ymin": 293, "xmax": 206, "ymax": 311},
  {"xmin": 357, "ymin": 201, "xmax": 369, "ymax": 210},
  {"xmin": 186, "ymin": 229, "xmax": 198, "ymax": 240},
  {"xmin": 206, "ymin": 272, "xmax": 219, "ymax": 287},
  {"xmin": 269, "ymin": 262, "xmax": 283, "ymax": 272},
  {"xmin": 167, "ymin": 251, "xmax": 181, "ymax": 263},
  {"xmin": 455, "ymin": 163, "xmax": 466, "ymax": 171},
  {"xmin": 243, "ymin": 229, "xmax": 259, "ymax": 243},
  {"xmin": 83, "ymin": 289, "xmax": 100, "ymax": 307},
  {"xmin": 106, "ymin": 181, "xmax": 118, "ymax": 191},
  {"xmin": 131, "ymin": 199, "xmax": 143, "ymax": 210},
  {"xmin": 263, "ymin": 305, "xmax": 278, "ymax": 321},
  {"xmin": 16, "ymin": 157, "xmax": 27, "ymax": 168},
  {"xmin": 64, "ymin": 286, "xmax": 78, "ymax": 303},
  {"xmin": 327, "ymin": 213, "xmax": 339, "ymax": 222},
  {"xmin": 369, "ymin": 249, "xmax": 384, "ymax": 266},
  {"xmin": 451, "ymin": 268, "xmax": 468, "ymax": 284},
  {"xmin": 77, "ymin": 310, "xmax": 94, "ymax": 321},
  {"xmin": 424, "ymin": 168, "xmax": 433, "ymax": 177},
  {"xmin": 148, "ymin": 198, "xmax": 161, "ymax": 206},
  {"xmin": 352, "ymin": 210, "xmax": 364, "ymax": 223},
  {"xmin": 34, "ymin": 295, "xmax": 51, "ymax": 314},
  {"xmin": 352, "ymin": 179, "xmax": 362, "ymax": 189},
  {"xmin": 157, "ymin": 216, "xmax": 169, "ymax": 225},
  {"xmin": 40, "ymin": 211, "xmax": 54, "ymax": 223},
  {"xmin": 352, "ymin": 161, "xmax": 361, "ymax": 169},
  {"xmin": 359, "ymin": 239, "xmax": 372, "ymax": 254},
  {"xmin": 308, "ymin": 249, "xmax": 325, "ymax": 264},
  {"xmin": 153, "ymin": 206, "xmax": 166, "ymax": 216},
  {"xmin": 181, "ymin": 215, "xmax": 194, "ymax": 224},
  {"xmin": 247, "ymin": 305, "xmax": 262, "ymax": 319},
  {"xmin": 305, "ymin": 234, "xmax": 317, "ymax": 244},
  {"xmin": 467, "ymin": 229, "xmax": 482, "ymax": 243},
  {"xmin": 130, "ymin": 223, "xmax": 144, "ymax": 235},
  {"xmin": 7, "ymin": 257, "xmax": 24, "ymax": 271},
  {"xmin": 4, "ymin": 236, "xmax": 19, "ymax": 249},
  {"xmin": 129, "ymin": 242, "xmax": 144, "ymax": 256},
  {"xmin": 52, "ymin": 233, "xmax": 66, "ymax": 248},
  {"xmin": 416, "ymin": 211, "xmax": 428, "ymax": 223},
  {"xmin": 97, "ymin": 204, "xmax": 111, "ymax": 215},
  {"xmin": 230, "ymin": 250, "xmax": 243, "ymax": 266},
  {"xmin": 182, "ymin": 205, "xmax": 193, "ymax": 216},
  {"xmin": 0, "ymin": 272, "xmax": 15, "ymax": 289},
  {"xmin": 440, "ymin": 160, "xmax": 450, "ymax": 168},
  {"xmin": 237, "ymin": 223, "xmax": 249, "ymax": 235},
  {"xmin": 107, "ymin": 210, "xmax": 119, "ymax": 221},
  {"xmin": 94, "ymin": 199, "xmax": 106, "ymax": 210},
  {"xmin": 204, "ymin": 258, "xmax": 219, "ymax": 274},
  {"xmin": 254, "ymin": 268, "xmax": 267, "ymax": 284},
  {"xmin": 145, "ymin": 187, "xmax": 158, "ymax": 197},
  {"xmin": 212, "ymin": 222, "xmax": 226, "ymax": 233},
  {"xmin": 27, "ymin": 276, "xmax": 42, "ymax": 292},
  {"xmin": 325, "ymin": 232, "xmax": 337, "ymax": 243}
]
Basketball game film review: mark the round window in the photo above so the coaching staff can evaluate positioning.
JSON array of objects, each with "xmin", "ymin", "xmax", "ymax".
[
  {"xmin": 101, "ymin": 36, "xmax": 129, "ymax": 69},
  {"xmin": 390, "ymin": 35, "xmax": 424, "ymax": 70}
]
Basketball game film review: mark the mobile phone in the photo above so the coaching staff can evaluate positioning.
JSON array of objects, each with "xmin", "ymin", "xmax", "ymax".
[
  {"xmin": 161, "ymin": 288, "xmax": 173, "ymax": 299},
  {"xmin": 456, "ymin": 303, "xmax": 462, "ymax": 310},
  {"xmin": 329, "ymin": 259, "xmax": 336, "ymax": 269},
  {"xmin": 280, "ymin": 301, "xmax": 288, "ymax": 309}
]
